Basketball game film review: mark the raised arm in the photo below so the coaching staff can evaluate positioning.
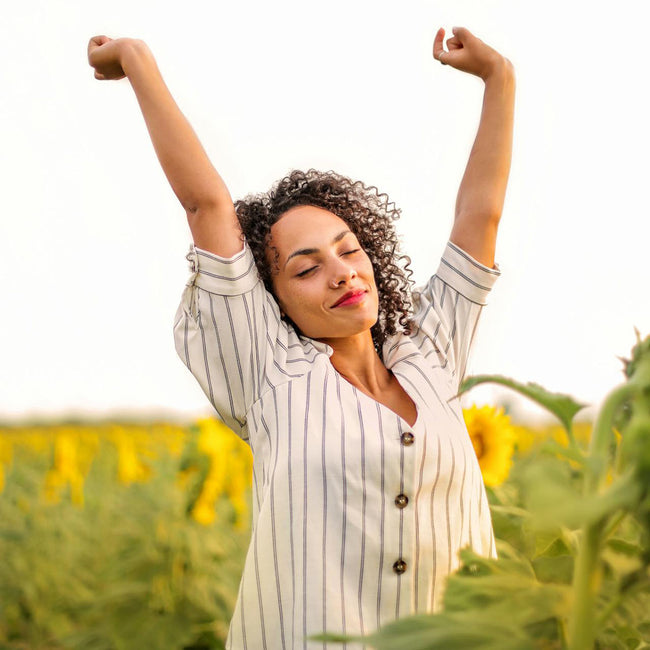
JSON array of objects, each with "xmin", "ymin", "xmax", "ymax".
[
  {"xmin": 433, "ymin": 27, "xmax": 515, "ymax": 269},
  {"xmin": 87, "ymin": 36, "xmax": 243, "ymax": 257}
]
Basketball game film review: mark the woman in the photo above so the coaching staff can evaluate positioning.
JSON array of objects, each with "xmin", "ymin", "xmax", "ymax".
[{"xmin": 88, "ymin": 26, "xmax": 515, "ymax": 650}]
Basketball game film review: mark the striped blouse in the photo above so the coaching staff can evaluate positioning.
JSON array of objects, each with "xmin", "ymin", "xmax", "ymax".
[{"xmin": 174, "ymin": 239, "xmax": 501, "ymax": 650}]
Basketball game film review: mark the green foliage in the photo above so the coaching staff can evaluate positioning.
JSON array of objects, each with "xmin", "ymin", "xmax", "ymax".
[{"xmin": 0, "ymin": 434, "xmax": 250, "ymax": 650}]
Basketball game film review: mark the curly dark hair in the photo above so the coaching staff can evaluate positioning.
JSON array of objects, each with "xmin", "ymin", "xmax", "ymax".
[{"xmin": 234, "ymin": 169, "xmax": 414, "ymax": 354}]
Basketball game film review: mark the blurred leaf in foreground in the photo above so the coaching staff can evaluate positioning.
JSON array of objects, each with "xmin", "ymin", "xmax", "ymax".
[{"xmin": 459, "ymin": 375, "xmax": 588, "ymax": 435}]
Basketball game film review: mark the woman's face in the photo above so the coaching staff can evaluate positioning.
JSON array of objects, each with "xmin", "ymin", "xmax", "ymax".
[{"xmin": 267, "ymin": 205, "xmax": 379, "ymax": 342}]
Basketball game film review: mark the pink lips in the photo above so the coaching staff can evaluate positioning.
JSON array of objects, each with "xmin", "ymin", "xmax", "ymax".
[{"xmin": 332, "ymin": 289, "xmax": 367, "ymax": 308}]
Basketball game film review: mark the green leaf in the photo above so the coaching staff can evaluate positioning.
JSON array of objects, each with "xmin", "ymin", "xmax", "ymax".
[
  {"xmin": 531, "ymin": 555, "xmax": 574, "ymax": 584},
  {"xmin": 602, "ymin": 538, "xmax": 645, "ymax": 577},
  {"xmin": 533, "ymin": 527, "xmax": 581, "ymax": 558},
  {"xmin": 538, "ymin": 438, "xmax": 588, "ymax": 466},
  {"xmin": 606, "ymin": 538, "xmax": 645, "ymax": 557},
  {"xmin": 459, "ymin": 374, "xmax": 588, "ymax": 434},
  {"xmin": 309, "ymin": 613, "xmax": 535, "ymax": 650},
  {"xmin": 519, "ymin": 461, "xmax": 640, "ymax": 529}
]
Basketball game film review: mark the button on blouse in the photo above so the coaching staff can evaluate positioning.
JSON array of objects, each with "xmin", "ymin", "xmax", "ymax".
[
  {"xmin": 395, "ymin": 494, "xmax": 409, "ymax": 508},
  {"xmin": 400, "ymin": 431, "xmax": 415, "ymax": 446},
  {"xmin": 392, "ymin": 559, "xmax": 408, "ymax": 575}
]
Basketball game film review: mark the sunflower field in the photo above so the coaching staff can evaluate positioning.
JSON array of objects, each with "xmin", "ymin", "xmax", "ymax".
[
  {"xmin": 2, "ymin": 332, "xmax": 649, "ymax": 649},
  {"xmin": 0, "ymin": 420, "xmax": 252, "ymax": 650}
]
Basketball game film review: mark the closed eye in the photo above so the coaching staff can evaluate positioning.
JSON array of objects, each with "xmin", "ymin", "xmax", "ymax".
[{"xmin": 295, "ymin": 249, "xmax": 359, "ymax": 277}]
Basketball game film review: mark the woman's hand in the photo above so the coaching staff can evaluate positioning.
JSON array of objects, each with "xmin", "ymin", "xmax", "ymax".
[
  {"xmin": 433, "ymin": 27, "xmax": 511, "ymax": 81},
  {"xmin": 87, "ymin": 35, "xmax": 142, "ymax": 80}
]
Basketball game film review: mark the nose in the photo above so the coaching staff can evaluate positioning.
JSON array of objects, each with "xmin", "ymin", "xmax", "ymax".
[{"xmin": 329, "ymin": 259, "xmax": 357, "ymax": 288}]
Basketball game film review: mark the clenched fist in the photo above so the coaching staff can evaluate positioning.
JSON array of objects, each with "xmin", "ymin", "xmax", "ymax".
[
  {"xmin": 433, "ymin": 27, "xmax": 512, "ymax": 81},
  {"xmin": 87, "ymin": 36, "xmax": 149, "ymax": 80}
]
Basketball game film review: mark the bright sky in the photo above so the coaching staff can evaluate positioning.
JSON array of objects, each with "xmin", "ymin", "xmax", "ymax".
[{"xmin": 1, "ymin": 0, "xmax": 648, "ymax": 423}]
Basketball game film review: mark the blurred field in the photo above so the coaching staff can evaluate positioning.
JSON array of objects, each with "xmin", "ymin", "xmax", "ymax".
[
  {"xmin": 0, "ymin": 413, "xmax": 593, "ymax": 649},
  {"xmin": 0, "ymin": 418, "xmax": 253, "ymax": 650}
]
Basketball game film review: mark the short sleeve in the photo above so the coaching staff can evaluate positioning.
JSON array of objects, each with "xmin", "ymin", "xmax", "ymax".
[
  {"xmin": 411, "ymin": 240, "xmax": 501, "ymax": 388},
  {"xmin": 173, "ymin": 242, "xmax": 316, "ymax": 440}
]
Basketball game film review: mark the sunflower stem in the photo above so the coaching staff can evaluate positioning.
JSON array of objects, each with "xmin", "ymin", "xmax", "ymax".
[
  {"xmin": 567, "ymin": 382, "xmax": 635, "ymax": 650},
  {"xmin": 565, "ymin": 419, "xmax": 577, "ymax": 450}
]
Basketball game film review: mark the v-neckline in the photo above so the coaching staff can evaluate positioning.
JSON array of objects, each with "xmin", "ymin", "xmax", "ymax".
[{"xmin": 335, "ymin": 368, "xmax": 420, "ymax": 429}]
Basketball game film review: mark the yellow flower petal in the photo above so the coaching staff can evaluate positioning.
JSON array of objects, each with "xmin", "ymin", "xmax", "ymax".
[{"xmin": 463, "ymin": 404, "xmax": 516, "ymax": 487}]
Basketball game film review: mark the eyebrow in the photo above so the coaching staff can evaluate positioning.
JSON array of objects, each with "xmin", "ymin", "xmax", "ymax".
[{"xmin": 283, "ymin": 230, "xmax": 353, "ymax": 269}]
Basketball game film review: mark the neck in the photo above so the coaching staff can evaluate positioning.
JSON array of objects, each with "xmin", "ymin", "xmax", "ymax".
[{"xmin": 319, "ymin": 331, "xmax": 391, "ymax": 396}]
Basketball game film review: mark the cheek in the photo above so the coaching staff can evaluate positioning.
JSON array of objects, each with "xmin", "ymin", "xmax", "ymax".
[
  {"xmin": 272, "ymin": 279, "xmax": 317, "ymax": 322},
  {"xmin": 284, "ymin": 284, "xmax": 319, "ymax": 314}
]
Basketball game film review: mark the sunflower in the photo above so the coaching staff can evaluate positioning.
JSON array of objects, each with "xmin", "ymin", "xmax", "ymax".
[
  {"xmin": 190, "ymin": 418, "xmax": 253, "ymax": 527},
  {"xmin": 111, "ymin": 427, "xmax": 151, "ymax": 485},
  {"xmin": 463, "ymin": 404, "xmax": 516, "ymax": 487},
  {"xmin": 43, "ymin": 430, "xmax": 86, "ymax": 505}
]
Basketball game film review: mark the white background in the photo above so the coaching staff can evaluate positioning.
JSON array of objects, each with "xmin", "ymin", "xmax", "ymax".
[{"xmin": 1, "ymin": 0, "xmax": 648, "ymax": 423}]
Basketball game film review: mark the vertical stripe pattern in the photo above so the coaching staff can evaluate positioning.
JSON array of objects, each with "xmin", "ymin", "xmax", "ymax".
[{"xmin": 173, "ymin": 240, "xmax": 501, "ymax": 649}]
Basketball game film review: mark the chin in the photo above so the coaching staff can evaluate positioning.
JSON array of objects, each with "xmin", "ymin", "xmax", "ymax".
[
  {"xmin": 313, "ymin": 320, "xmax": 378, "ymax": 342},
  {"xmin": 296, "ymin": 308, "xmax": 379, "ymax": 341}
]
